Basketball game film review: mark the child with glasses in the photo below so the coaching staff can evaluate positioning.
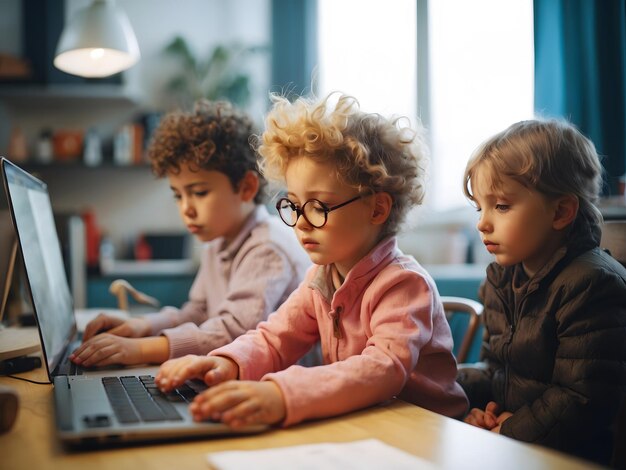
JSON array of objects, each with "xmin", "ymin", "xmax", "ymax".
[
  {"xmin": 457, "ymin": 119, "xmax": 626, "ymax": 466},
  {"xmin": 70, "ymin": 100, "xmax": 310, "ymax": 367},
  {"xmin": 155, "ymin": 93, "xmax": 468, "ymax": 428}
]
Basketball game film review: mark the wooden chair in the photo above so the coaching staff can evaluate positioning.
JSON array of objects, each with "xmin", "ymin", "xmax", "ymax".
[
  {"xmin": 441, "ymin": 296, "xmax": 483, "ymax": 364},
  {"xmin": 109, "ymin": 279, "xmax": 160, "ymax": 312},
  {"xmin": 600, "ymin": 221, "xmax": 626, "ymax": 266}
]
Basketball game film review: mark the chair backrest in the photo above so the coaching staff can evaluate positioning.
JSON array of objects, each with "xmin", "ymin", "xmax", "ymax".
[
  {"xmin": 441, "ymin": 296, "xmax": 483, "ymax": 363},
  {"xmin": 600, "ymin": 221, "xmax": 626, "ymax": 266}
]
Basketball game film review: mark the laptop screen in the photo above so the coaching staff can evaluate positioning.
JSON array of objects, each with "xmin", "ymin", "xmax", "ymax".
[{"xmin": 1, "ymin": 158, "xmax": 76, "ymax": 374}]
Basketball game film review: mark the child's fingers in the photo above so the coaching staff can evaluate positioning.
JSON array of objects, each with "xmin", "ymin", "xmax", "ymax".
[
  {"xmin": 485, "ymin": 401, "xmax": 500, "ymax": 415},
  {"xmin": 484, "ymin": 401, "xmax": 500, "ymax": 428},
  {"xmin": 177, "ymin": 358, "xmax": 209, "ymax": 379},
  {"xmin": 463, "ymin": 408, "xmax": 486, "ymax": 428},
  {"xmin": 158, "ymin": 356, "xmax": 214, "ymax": 390},
  {"xmin": 157, "ymin": 357, "xmax": 197, "ymax": 390},
  {"xmin": 228, "ymin": 410, "xmax": 265, "ymax": 429},
  {"xmin": 82, "ymin": 315, "xmax": 111, "ymax": 341},
  {"xmin": 220, "ymin": 398, "xmax": 261, "ymax": 425},
  {"xmin": 227, "ymin": 409, "xmax": 264, "ymax": 429},
  {"xmin": 203, "ymin": 367, "xmax": 229, "ymax": 386},
  {"xmin": 192, "ymin": 381, "xmax": 242, "ymax": 408},
  {"xmin": 190, "ymin": 383, "xmax": 246, "ymax": 421},
  {"xmin": 107, "ymin": 323, "xmax": 133, "ymax": 337},
  {"xmin": 496, "ymin": 411, "xmax": 513, "ymax": 425},
  {"xmin": 202, "ymin": 358, "xmax": 238, "ymax": 385},
  {"xmin": 78, "ymin": 342, "xmax": 119, "ymax": 367},
  {"xmin": 71, "ymin": 336, "xmax": 113, "ymax": 365}
]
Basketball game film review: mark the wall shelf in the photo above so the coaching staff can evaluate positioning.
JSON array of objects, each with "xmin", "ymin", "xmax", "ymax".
[{"xmin": 0, "ymin": 84, "xmax": 141, "ymax": 108}]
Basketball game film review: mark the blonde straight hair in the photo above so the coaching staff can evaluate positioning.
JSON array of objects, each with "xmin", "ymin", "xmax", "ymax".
[{"xmin": 464, "ymin": 119, "xmax": 603, "ymax": 242}]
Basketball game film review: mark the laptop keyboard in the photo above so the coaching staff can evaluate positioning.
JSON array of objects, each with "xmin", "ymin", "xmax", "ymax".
[{"xmin": 102, "ymin": 375, "xmax": 206, "ymax": 423}]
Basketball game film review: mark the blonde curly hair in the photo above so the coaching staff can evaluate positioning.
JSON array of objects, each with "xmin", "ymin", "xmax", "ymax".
[{"xmin": 256, "ymin": 93, "xmax": 428, "ymax": 237}]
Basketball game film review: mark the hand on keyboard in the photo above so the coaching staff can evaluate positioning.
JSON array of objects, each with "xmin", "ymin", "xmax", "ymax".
[
  {"xmin": 156, "ymin": 355, "xmax": 239, "ymax": 392},
  {"xmin": 189, "ymin": 380, "xmax": 285, "ymax": 428},
  {"xmin": 70, "ymin": 334, "xmax": 143, "ymax": 367},
  {"xmin": 83, "ymin": 314, "xmax": 151, "ymax": 342}
]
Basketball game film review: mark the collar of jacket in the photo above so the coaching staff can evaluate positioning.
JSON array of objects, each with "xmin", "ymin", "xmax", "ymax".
[
  {"xmin": 217, "ymin": 205, "xmax": 270, "ymax": 261},
  {"xmin": 308, "ymin": 236, "xmax": 401, "ymax": 302},
  {"xmin": 486, "ymin": 221, "xmax": 601, "ymax": 294}
]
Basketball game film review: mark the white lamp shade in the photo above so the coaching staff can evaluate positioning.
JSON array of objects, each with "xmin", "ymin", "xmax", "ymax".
[{"xmin": 54, "ymin": 0, "xmax": 140, "ymax": 78}]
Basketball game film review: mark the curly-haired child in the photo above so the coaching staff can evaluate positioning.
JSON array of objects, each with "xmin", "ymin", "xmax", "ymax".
[
  {"xmin": 71, "ymin": 100, "xmax": 310, "ymax": 367},
  {"xmin": 156, "ymin": 93, "xmax": 469, "ymax": 428},
  {"xmin": 457, "ymin": 119, "xmax": 626, "ymax": 466}
]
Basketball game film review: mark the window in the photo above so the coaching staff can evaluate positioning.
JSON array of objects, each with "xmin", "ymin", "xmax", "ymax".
[
  {"xmin": 428, "ymin": 0, "xmax": 534, "ymax": 210},
  {"xmin": 317, "ymin": 0, "xmax": 534, "ymax": 211},
  {"xmin": 317, "ymin": 0, "xmax": 417, "ymax": 120}
]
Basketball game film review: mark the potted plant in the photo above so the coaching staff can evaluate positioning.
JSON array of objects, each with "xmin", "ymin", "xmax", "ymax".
[{"xmin": 162, "ymin": 35, "xmax": 267, "ymax": 110}]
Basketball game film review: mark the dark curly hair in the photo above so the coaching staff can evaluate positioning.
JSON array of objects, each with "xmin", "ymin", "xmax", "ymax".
[{"xmin": 148, "ymin": 100, "xmax": 266, "ymax": 203}]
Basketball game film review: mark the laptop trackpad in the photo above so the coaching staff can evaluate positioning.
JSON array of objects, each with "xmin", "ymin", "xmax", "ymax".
[{"xmin": 69, "ymin": 377, "xmax": 112, "ymax": 419}]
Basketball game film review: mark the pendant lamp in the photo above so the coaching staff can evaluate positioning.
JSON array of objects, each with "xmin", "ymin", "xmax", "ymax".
[{"xmin": 54, "ymin": 0, "xmax": 140, "ymax": 78}]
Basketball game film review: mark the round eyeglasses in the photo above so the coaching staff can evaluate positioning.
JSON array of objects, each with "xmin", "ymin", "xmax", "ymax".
[{"xmin": 275, "ymin": 194, "xmax": 365, "ymax": 228}]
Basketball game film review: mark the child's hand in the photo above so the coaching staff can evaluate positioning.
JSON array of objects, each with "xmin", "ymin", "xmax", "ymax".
[
  {"xmin": 83, "ymin": 314, "xmax": 151, "ymax": 341},
  {"xmin": 189, "ymin": 380, "xmax": 286, "ymax": 428},
  {"xmin": 70, "ymin": 334, "xmax": 142, "ymax": 366},
  {"xmin": 156, "ymin": 355, "xmax": 239, "ymax": 392},
  {"xmin": 490, "ymin": 411, "xmax": 513, "ymax": 434},
  {"xmin": 464, "ymin": 401, "xmax": 500, "ymax": 430}
]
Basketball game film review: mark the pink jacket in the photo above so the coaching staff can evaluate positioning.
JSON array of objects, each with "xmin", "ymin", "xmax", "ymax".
[
  {"xmin": 144, "ymin": 205, "xmax": 310, "ymax": 358},
  {"xmin": 212, "ymin": 237, "xmax": 469, "ymax": 426}
]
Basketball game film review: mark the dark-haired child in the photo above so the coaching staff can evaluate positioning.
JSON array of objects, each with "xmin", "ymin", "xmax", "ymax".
[{"xmin": 71, "ymin": 100, "xmax": 309, "ymax": 367}]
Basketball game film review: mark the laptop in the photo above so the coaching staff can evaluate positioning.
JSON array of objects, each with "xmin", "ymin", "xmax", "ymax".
[{"xmin": 0, "ymin": 157, "xmax": 267, "ymax": 445}]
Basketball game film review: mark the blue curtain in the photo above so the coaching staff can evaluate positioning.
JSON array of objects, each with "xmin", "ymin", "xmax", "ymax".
[
  {"xmin": 270, "ymin": 0, "xmax": 317, "ymax": 98},
  {"xmin": 534, "ymin": 0, "xmax": 626, "ymax": 194}
]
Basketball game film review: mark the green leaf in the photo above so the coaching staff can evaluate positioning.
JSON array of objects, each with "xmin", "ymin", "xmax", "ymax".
[
  {"xmin": 224, "ymin": 75, "xmax": 251, "ymax": 105},
  {"xmin": 165, "ymin": 76, "xmax": 190, "ymax": 93},
  {"xmin": 163, "ymin": 36, "xmax": 197, "ymax": 70}
]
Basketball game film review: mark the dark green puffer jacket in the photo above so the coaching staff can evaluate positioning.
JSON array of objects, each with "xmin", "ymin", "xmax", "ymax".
[{"xmin": 457, "ymin": 228, "xmax": 626, "ymax": 465}]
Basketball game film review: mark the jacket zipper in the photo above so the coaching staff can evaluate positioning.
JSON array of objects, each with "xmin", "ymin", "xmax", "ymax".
[
  {"xmin": 501, "ymin": 287, "xmax": 533, "ymax": 410},
  {"xmin": 332, "ymin": 306, "xmax": 343, "ymax": 339},
  {"xmin": 490, "ymin": 282, "xmax": 514, "ymax": 409}
]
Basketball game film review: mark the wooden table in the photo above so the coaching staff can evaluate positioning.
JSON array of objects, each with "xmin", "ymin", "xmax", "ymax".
[{"xmin": 0, "ymin": 364, "xmax": 600, "ymax": 470}]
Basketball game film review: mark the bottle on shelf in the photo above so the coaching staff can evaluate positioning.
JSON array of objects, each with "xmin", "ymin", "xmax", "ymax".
[
  {"xmin": 83, "ymin": 128, "xmax": 102, "ymax": 166},
  {"xmin": 35, "ymin": 128, "xmax": 53, "ymax": 163},
  {"xmin": 8, "ymin": 127, "xmax": 28, "ymax": 162}
]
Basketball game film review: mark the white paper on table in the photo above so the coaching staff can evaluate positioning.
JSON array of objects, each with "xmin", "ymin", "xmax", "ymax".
[{"xmin": 206, "ymin": 438, "xmax": 438, "ymax": 470}]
